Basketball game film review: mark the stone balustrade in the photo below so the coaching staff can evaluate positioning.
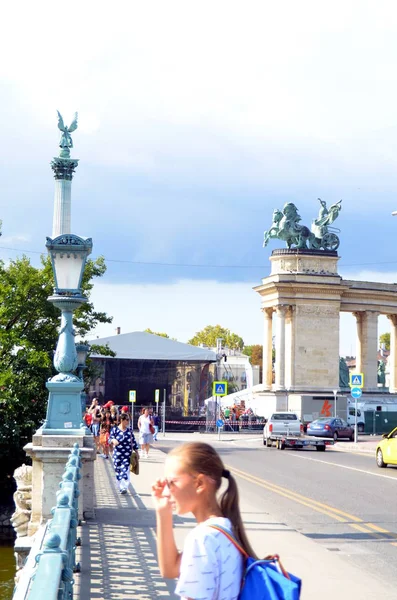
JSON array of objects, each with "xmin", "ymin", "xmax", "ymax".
[{"xmin": 13, "ymin": 443, "xmax": 82, "ymax": 600}]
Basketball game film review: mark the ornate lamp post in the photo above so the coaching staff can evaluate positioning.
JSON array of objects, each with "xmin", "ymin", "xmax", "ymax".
[{"xmin": 40, "ymin": 234, "xmax": 93, "ymax": 434}]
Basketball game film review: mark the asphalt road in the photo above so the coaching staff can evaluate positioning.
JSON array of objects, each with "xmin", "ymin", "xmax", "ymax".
[{"xmin": 157, "ymin": 437, "xmax": 397, "ymax": 587}]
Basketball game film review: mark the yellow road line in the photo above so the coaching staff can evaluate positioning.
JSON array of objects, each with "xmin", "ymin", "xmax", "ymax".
[
  {"xmin": 227, "ymin": 464, "xmax": 362, "ymax": 521},
  {"xmin": 226, "ymin": 464, "xmax": 396, "ymax": 543},
  {"xmin": 229, "ymin": 468, "xmax": 348, "ymax": 522}
]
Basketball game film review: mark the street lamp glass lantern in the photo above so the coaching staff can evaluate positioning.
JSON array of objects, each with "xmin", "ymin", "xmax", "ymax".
[
  {"xmin": 76, "ymin": 343, "xmax": 90, "ymax": 367},
  {"xmin": 46, "ymin": 234, "xmax": 93, "ymax": 295}
]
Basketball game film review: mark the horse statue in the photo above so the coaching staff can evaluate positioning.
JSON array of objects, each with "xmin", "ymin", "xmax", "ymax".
[
  {"xmin": 263, "ymin": 203, "xmax": 313, "ymax": 249},
  {"xmin": 263, "ymin": 199, "xmax": 342, "ymax": 251}
]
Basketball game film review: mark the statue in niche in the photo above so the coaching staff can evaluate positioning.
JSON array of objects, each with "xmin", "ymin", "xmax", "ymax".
[
  {"xmin": 378, "ymin": 360, "xmax": 386, "ymax": 387},
  {"xmin": 339, "ymin": 357, "xmax": 350, "ymax": 388}
]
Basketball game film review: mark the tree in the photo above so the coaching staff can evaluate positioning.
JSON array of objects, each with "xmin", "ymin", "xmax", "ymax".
[
  {"xmin": 0, "ymin": 254, "xmax": 113, "ymax": 496},
  {"xmin": 379, "ymin": 332, "xmax": 390, "ymax": 351},
  {"xmin": 188, "ymin": 325, "xmax": 244, "ymax": 350},
  {"xmin": 144, "ymin": 328, "xmax": 170, "ymax": 338},
  {"xmin": 243, "ymin": 345, "xmax": 263, "ymax": 380}
]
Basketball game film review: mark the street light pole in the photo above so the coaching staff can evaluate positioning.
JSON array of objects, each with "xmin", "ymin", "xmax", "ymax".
[
  {"xmin": 40, "ymin": 234, "xmax": 93, "ymax": 435},
  {"xmin": 332, "ymin": 389, "xmax": 338, "ymax": 418}
]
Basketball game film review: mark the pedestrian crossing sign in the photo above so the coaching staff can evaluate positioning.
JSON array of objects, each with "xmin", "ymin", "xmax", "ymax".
[
  {"xmin": 349, "ymin": 373, "xmax": 364, "ymax": 388},
  {"xmin": 129, "ymin": 390, "xmax": 136, "ymax": 403},
  {"xmin": 212, "ymin": 381, "xmax": 227, "ymax": 396}
]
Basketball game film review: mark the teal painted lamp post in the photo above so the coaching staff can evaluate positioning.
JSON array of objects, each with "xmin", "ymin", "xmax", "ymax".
[{"xmin": 40, "ymin": 234, "xmax": 93, "ymax": 435}]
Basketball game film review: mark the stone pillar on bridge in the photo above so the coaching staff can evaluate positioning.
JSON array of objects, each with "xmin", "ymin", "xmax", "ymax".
[
  {"xmin": 354, "ymin": 310, "xmax": 379, "ymax": 391},
  {"xmin": 262, "ymin": 308, "xmax": 273, "ymax": 389},
  {"xmin": 387, "ymin": 314, "xmax": 397, "ymax": 393},
  {"xmin": 25, "ymin": 433, "xmax": 95, "ymax": 536}
]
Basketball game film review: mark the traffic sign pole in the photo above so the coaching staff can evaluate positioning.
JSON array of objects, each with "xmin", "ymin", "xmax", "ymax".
[
  {"xmin": 350, "ymin": 386, "xmax": 362, "ymax": 443},
  {"xmin": 162, "ymin": 388, "xmax": 166, "ymax": 438}
]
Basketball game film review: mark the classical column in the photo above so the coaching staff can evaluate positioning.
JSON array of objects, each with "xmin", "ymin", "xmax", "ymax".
[
  {"xmin": 388, "ymin": 315, "xmax": 397, "ymax": 393},
  {"xmin": 285, "ymin": 305, "xmax": 296, "ymax": 390},
  {"xmin": 354, "ymin": 310, "xmax": 379, "ymax": 390},
  {"xmin": 262, "ymin": 308, "xmax": 273, "ymax": 388},
  {"xmin": 275, "ymin": 305, "xmax": 287, "ymax": 390},
  {"xmin": 51, "ymin": 157, "xmax": 79, "ymax": 237}
]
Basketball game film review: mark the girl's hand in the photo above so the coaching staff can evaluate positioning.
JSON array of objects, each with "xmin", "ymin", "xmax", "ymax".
[
  {"xmin": 151, "ymin": 478, "xmax": 172, "ymax": 514},
  {"xmin": 111, "ymin": 439, "xmax": 119, "ymax": 446}
]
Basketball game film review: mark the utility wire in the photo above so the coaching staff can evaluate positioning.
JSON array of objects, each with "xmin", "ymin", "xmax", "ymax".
[{"xmin": 0, "ymin": 244, "xmax": 396, "ymax": 270}]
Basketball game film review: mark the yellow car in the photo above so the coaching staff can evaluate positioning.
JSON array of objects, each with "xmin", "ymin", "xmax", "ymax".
[{"xmin": 376, "ymin": 427, "xmax": 397, "ymax": 468}]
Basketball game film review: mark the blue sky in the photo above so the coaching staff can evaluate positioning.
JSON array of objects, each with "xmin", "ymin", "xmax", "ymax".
[{"xmin": 1, "ymin": 1, "xmax": 397, "ymax": 351}]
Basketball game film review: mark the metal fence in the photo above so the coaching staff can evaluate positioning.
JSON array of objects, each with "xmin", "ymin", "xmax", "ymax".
[
  {"xmin": 126, "ymin": 404, "xmax": 265, "ymax": 433},
  {"xmin": 13, "ymin": 443, "xmax": 82, "ymax": 600},
  {"xmin": 364, "ymin": 411, "xmax": 397, "ymax": 435}
]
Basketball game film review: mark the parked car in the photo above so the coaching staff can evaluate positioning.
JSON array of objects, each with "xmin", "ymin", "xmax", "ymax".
[
  {"xmin": 376, "ymin": 427, "xmax": 397, "ymax": 468},
  {"xmin": 307, "ymin": 417, "xmax": 354, "ymax": 441}
]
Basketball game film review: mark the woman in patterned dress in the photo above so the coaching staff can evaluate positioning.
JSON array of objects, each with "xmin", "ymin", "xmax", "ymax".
[{"xmin": 109, "ymin": 413, "xmax": 138, "ymax": 494}]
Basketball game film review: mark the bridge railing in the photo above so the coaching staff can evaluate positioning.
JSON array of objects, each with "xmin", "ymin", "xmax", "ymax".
[{"xmin": 13, "ymin": 443, "xmax": 82, "ymax": 600}]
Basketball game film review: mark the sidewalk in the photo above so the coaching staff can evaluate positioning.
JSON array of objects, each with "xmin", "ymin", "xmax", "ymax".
[
  {"xmin": 332, "ymin": 436, "xmax": 380, "ymax": 455},
  {"xmin": 75, "ymin": 445, "xmax": 394, "ymax": 599}
]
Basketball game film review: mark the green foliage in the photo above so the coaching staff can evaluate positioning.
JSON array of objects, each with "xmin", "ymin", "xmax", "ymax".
[
  {"xmin": 188, "ymin": 325, "xmax": 244, "ymax": 350},
  {"xmin": 379, "ymin": 332, "xmax": 390, "ymax": 351},
  {"xmin": 144, "ymin": 328, "xmax": 170, "ymax": 338},
  {"xmin": 243, "ymin": 344, "xmax": 263, "ymax": 365},
  {"xmin": 0, "ymin": 255, "xmax": 112, "ymax": 496}
]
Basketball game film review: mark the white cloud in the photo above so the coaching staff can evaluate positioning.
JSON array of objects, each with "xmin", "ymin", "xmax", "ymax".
[
  {"xmin": 3, "ymin": 0, "xmax": 397, "ymax": 188},
  {"xmin": 0, "ymin": 234, "xmax": 31, "ymax": 245}
]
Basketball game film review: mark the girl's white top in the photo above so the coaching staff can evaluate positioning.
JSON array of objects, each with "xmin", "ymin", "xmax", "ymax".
[
  {"xmin": 138, "ymin": 415, "xmax": 152, "ymax": 434},
  {"xmin": 175, "ymin": 516, "xmax": 243, "ymax": 600}
]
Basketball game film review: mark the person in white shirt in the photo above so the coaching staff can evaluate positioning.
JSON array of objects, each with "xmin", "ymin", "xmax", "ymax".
[
  {"xmin": 151, "ymin": 442, "xmax": 257, "ymax": 600},
  {"xmin": 138, "ymin": 407, "xmax": 154, "ymax": 458}
]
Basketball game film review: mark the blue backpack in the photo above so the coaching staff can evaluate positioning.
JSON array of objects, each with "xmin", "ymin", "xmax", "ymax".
[{"xmin": 210, "ymin": 525, "xmax": 301, "ymax": 600}]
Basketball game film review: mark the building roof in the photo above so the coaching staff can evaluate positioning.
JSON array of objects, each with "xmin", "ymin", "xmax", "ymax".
[{"xmin": 89, "ymin": 331, "xmax": 217, "ymax": 362}]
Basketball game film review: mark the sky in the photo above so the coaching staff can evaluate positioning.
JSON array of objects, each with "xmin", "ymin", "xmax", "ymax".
[{"xmin": 1, "ymin": 1, "xmax": 397, "ymax": 354}]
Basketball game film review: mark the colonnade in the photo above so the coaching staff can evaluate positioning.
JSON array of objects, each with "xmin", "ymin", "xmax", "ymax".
[{"xmin": 262, "ymin": 307, "xmax": 397, "ymax": 394}]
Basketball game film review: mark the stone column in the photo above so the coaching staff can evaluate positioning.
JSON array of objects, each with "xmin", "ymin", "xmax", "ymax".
[
  {"xmin": 285, "ymin": 306, "xmax": 296, "ymax": 390},
  {"xmin": 388, "ymin": 315, "xmax": 397, "ymax": 393},
  {"xmin": 354, "ymin": 310, "xmax": 379, "ymax": 390},
  {"xmin": 275, "ymin": 305, "xmax": 287, "ymax": 390},
  {"xmin": 51, "ymin": 157, "xmax": 79, "ymax": 237},
  {"xmin": 262, "ymin": 308, "xmax": 273, "ymax": 388}
]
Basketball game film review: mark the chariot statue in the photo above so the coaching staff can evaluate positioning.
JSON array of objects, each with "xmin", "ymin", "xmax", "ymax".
[{"xmin": 263, "ymin": 198, "xmax": 342, "ymax": 251}]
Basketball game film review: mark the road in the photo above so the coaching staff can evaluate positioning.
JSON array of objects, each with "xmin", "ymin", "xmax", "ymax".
[{"xmin": 158, "ymin": 437, "xmax": 397, "ymax": 588}]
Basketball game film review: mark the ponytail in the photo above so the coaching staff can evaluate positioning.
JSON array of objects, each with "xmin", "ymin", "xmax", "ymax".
[{"xmin": 220, "ymin": 473, "xmax": 258, "ymax": 558}]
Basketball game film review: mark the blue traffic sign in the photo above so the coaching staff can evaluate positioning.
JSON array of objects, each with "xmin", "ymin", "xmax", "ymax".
[
  {"xmin": 349, "ymin": 373, "xmax": 364, "ymax": 388},
  {"xmin": 213, "ymin": 381, "xmax": 227, "ymax": 396},
  {"xmin": 351, "ymin": 387, "xmax": 362, "ymax": 399},
  {"xmin": 216, "ymin": 419, "xmax": 224, "ymax": 428}
]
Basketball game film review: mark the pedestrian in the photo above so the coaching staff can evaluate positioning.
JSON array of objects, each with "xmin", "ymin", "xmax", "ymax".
[
  {"xmin": 152, "ymin": 412, "xmax": 160, "ymax": 441},
  {"xmin": 151, "ymin": 442, "xmax": 256, "ymax": 599},
  {"xmin": 83, "ymin": 408, "xmax": 93, "ymax": 429},
  {"xmin": 99, "ymin": 409, "xmax": 114, "ymax": 459},
  {"xmin": 89, "ymin": 398, "xmax": 102, "ymax": 453},
  {"xmin": 110, "ymin": 404, "xmax": 119, "ymax": 425},
  {"xmin": 109, "ymin": 413, "xmax": 138, "ymax": 494},
  {"xmin": 138, "ymin": 407, "xmax": 154, "ymax": 458}
]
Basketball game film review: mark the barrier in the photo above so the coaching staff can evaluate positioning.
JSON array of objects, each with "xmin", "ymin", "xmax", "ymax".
[{"xmin": 13, "ymin": 443, "xmax": 82, "ymax": 600}]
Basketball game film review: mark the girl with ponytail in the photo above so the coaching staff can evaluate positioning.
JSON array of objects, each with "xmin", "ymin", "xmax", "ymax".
[{"xmin": 152, "ymin": 442, "xmax": 256, "ymax": 599}]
